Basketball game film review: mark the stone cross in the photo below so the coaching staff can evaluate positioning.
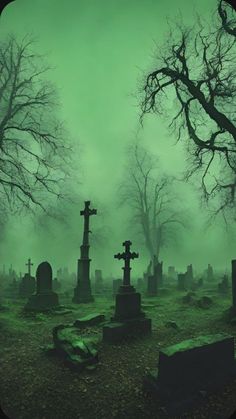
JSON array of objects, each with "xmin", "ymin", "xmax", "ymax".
[
  {"xmin": 26, "ymin": 258, "xmax": 33, "ymax": 277},
  {"xmin": 114, "ymin": 240, "xmax": 139, "ymax": 287},
  {"xmin": 80, "ymin": 201, "xmax": 97, "ymax": 246}
]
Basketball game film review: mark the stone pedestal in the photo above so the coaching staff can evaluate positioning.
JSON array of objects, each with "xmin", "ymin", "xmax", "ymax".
[
  {"xmin": 25, "ymin": 291, "xmax": 59, "ymax": 311},
  {"xmin": 103, "ymin": 285, "xmax": 151, "ymax": 343},
  {"xmin": 72, "ymin": 258, "xmax": 94, "ymax": 303}
]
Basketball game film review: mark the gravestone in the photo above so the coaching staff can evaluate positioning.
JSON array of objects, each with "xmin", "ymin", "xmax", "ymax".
[
  {"xmin": 198, "ymin": 277, "xmax": 203, "ymax": 287},
  {"xmin": 177, "ymin": 273, "xmax": 186, "ymax": 291},
  {"xmin": 103, "ymin": 241, "xmax": 151, "ymax": 343},
  {"xmin": 147, "ymin": 275, "xmax": 157, "ymax": 296},
  {"xmin": 73, "ymin": 201, "xmax": 97, "ymax": 303},
  {"xmin": 185, "ymin": 264, "xmax": 193, "ymax": 288},
  {"xmin": 154, "ymin": 258, "xmax": 163, "ymax": 287},
  {"xmin": 94, "ymin": 269, "xmax": 103, "ymax": 294},
  {"xmin": 19, "ymin": 273, "xmax": 35, "ymax": 298},
  {"xmin": 24, "ymin": 261, "xmax": 59, "ymax": 311},
  {"xmin": 113, "ymin": 278, "xmax": 122, "ymax": 297},
  {"xmin": 168, "ymin": 266, "xmax": 177, "ymax": 281},
  {"xmin": 206, "ymin": 264, "xmax": 214, "ymax": 281},
  {"xmin": 143, "ymin": 333, "xmax": 236, "ymax": 414}
]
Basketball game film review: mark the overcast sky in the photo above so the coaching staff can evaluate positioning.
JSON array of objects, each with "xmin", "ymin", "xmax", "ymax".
[{"xmin": 0, "ymin": 0, "xmax": 234, "ymax": 279}]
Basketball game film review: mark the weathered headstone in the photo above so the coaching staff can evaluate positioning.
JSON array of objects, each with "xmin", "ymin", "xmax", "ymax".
[
  {"xmin": 185, "ymin": 264, "xmax": 193, "ymax": 288},
  {"xmin": 94, "ymin": 269, "xmax": 103, "ymax": 294},
  {"xmin": 103, "ymin": 240, "xmax": 151, "ymax": 343},
  {"xmin": 177, "ymin": 273, "xmax": 186, "ymax": 291},
  {"xmin": 112, "ymin": 278, "xmax": 122, "ymax": 297},
  {"xmin": 168, "ymin": 266, "xmax": 177, "ymax": 281},
  {"xmin": 143, "ymin": 334, "xmax": 236, "ymax": 414},
  {"xmin": 154, "ymin": 258, "xmax": 163, "ymax": 287},
  {"xmin": 19, "ymin": 273, "xmax": 35, "ymax": 298},
  {"xmin": 73, "ymin": 201, "xmax": 97, "ymax": 303},
  {"xmin": 147, "ymin": 275, "xmax": 157, "ymax": 296},
  {"xmin": 206, "ymin": 264, "xmax": 214, "ymax": 281},
  {"xmin": 198, "ymin": 277, "xmax": 203, "ymax": 287},
  {"xmin": 24, "ymin": 261, "xmax": 59, "ymax": 311}
]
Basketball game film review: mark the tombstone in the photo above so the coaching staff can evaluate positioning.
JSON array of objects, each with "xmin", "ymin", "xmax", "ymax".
[
  {"xmin": 143, "ymin": 333, "xmax": 236, "ymax": 414},
  {"xmin": 19, "ymin": 273, "xmax": 35, "ymax": 298},
  {"xmin": 177, "ymin": 273, "xmax": 186, "ymax": 291},
  {"xmin": 206, "ymin": 264, "xmax": 214, "ymax": 281},
  {"xmin": 147, "ymin": 275, "xmax": 157, "ymax": 296},
  {"xmin": 24, "ymin": 261, "xmax": 59, "ymax": 311},
  {"xmin": 154, "ymin": 258, "xmax": 163, "ymax": 287},
  {"xmin": 168, "ymin": 266, "xmax": 177, "ymax": 281},
  {"xmin": 185, "ymin": 264, "xmax": 193, "ymax": 288},
  {"xmin": 94, "ymin": 269, "xmax": 103, "ymax": 294},
  {"xmin": 113, "ymin": 278, "xmax": 122, "ymax": 297},
  {"xmin": 73, "ymin": 201, "xmax": 97, "ymax": 303},
  {"xmin": 231, "ymin": 260, "xmax": 236, "ymax": 315},
  {"xmin": 103, "ymin": 240, "xmax": 151, "ymax": 343}
]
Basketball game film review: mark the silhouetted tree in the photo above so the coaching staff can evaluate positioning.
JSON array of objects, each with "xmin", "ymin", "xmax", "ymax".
[
  {"xmin": 0, "ymin": 35, "xmax": 71, "ymax": 216},
  {"xmin": 141, "ymin": 1, "xmax": 236, "ymax": 218},
  {"xmin": 119, "ymin": 143, "xmax": 185, "ymax": 260}
]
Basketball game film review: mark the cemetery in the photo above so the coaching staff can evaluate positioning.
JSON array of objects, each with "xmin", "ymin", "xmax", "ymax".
[
  {"xmin": 1, "ymin": 1, "xmax": 236, "ymax": 419},
  {"xmin": 0, "ymin": 202, "xmax": 236, "ymax": 419}
]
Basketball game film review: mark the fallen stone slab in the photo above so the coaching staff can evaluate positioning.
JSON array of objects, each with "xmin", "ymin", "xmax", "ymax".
[
  {"xmin": 52, "ymin": 324, "xmax": 100, "ymax": 371},
  {"xmin": 73, "ymin": 313, "xmax": 106, "ymax": 328}
]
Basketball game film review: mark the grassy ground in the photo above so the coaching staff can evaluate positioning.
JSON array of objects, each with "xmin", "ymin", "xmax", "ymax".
[{"xmin": 0, "ymin": 284, "xmax": 236, "ymax": 419}]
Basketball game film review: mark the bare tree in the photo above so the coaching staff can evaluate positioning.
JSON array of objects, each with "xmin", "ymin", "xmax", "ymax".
[
  {"xmin": 140, "ymin": 1, "xmax": 236, "ymax": 218},
  {"xmin": 119, "ymin": 142, "xmax": 185, "ymax": 261},
  {"xmin": 0, "ymin": 35, "xmax": 72, "ymax": 216}
]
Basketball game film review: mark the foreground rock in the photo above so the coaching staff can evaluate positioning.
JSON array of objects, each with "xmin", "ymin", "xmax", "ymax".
[{"xmin": 52, "ymin": 324, "xmax": 100, "ymax": 371}]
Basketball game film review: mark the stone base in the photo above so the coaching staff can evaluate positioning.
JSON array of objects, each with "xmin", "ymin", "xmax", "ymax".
[
  {"xmin": 72, "ymin": 286, "xmax": 94, "ymax": 304},
  {"xmin": 113, "ymin": 288, "xmax": 142, "ymax": 320},
  {"xmin": 24, "ymin": 291, "xmax": 59, "ymax": 311},
  {"xmin": 103, "ymin": 317, "xmax": 152, "ymax": 343}
]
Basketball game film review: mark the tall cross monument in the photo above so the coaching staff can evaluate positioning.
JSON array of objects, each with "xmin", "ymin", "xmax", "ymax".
[{"xmin": 73, "ymin": 201, "xmax": 97, "ymax": 303}]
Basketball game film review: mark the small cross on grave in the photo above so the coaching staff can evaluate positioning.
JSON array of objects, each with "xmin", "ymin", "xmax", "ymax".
[
  {"xmin": 26, "ymin": 258, "xmax": 33, "ymax": 277},
  {"xmin": 114, "ymin": 240, "xmax": 138, "ymax": 289}
]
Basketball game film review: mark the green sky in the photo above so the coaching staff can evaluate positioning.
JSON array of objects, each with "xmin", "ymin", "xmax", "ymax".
[{"xmin": 0, "ymin": 0, "xmax": 233, "ymax": 279}]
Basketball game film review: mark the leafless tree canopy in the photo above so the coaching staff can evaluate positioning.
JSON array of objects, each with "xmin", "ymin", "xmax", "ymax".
[
  {"xmin": 0, "ymin": 35, "xmax": 71, "ymax": 215},
  {"xmin": 141, "ymin": 1, "xmax": 236, "ymax": 218},
  {"xmin": 119, "ymin": 143, "xmax": 185, "ymax": 260}
]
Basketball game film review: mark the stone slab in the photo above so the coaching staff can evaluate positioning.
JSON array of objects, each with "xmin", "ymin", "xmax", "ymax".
[{"xmin": 103, "ymin": 317, "xmax": 152, "ymax": 343}]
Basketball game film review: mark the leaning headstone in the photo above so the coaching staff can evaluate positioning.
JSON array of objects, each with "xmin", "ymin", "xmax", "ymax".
[
  {"xmin": 103, "ymin": 241, "xmax": 151, "ymax": 343},
  {"xmin": 24, "ymin": 261, "xmax": 59, "ymax": 311},
  {"xmin": 143, "ymin": 334, "xmax": 236, "ymax": 414}
]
